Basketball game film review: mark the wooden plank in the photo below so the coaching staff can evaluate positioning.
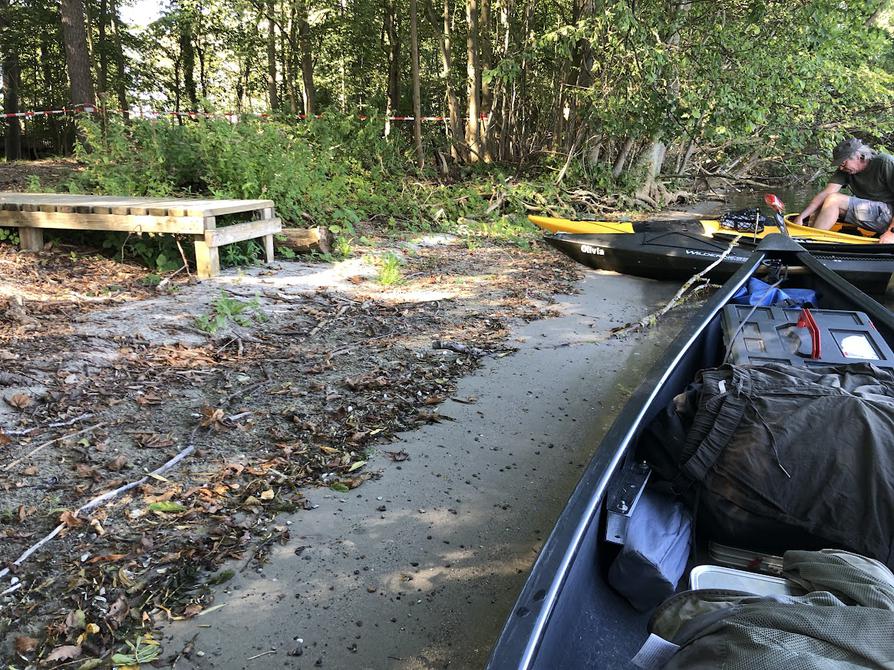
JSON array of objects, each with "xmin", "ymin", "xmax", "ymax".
[
  {"xmin": 0, "ymin": 193, "xmax": 275, "ymax": 217},
  {"xmin": 185, "ymin": 200, "xmax": 275, "ymax": 217},
  {"xmin": 0, "ymin": 210, "xmax": 207, "ymax": 234},
  {"xmin": 204, "ymin": 218, "xmax": 282, "ymax": 247},
  {"xmin": 193, "ymin": 236, "xmax": 220, "ymax": 278},
  {"xmin": 263, "ymin": 234, "xmax": 274, "ymax": 263}
]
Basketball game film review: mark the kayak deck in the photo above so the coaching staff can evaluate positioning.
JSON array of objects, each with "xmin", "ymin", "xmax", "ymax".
[{"xmin": 528, "ymin": 214, "xmax": 879, "ymax": 246}]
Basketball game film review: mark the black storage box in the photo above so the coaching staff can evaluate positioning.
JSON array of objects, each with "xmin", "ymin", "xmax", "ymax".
[{"xmin": 722, "ymin": 304, "xmax": 894, "ymax": 368}]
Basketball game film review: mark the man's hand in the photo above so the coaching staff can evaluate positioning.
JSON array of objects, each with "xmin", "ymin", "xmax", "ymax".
[
  {"xmin": 792, "ymin": 214, "xmax": 805, "ymax": 226},
  {"xmin": 878, "ymin": 230, "xmax": 894, "ymax": 244}
]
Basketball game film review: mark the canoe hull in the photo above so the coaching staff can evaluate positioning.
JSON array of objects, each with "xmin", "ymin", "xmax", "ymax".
[
  {"xmin": 544, "ymin": 230, "xmax": 894, "ymax": 293},
  {"xmin": 488, "ymin": 235, "xmax": 894, "ymax": 669}
]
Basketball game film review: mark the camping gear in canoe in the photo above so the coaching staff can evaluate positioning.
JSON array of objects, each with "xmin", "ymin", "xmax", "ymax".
[{"xmin": 487, "ymin": 234, "xmax": 894, "ymax": 669}]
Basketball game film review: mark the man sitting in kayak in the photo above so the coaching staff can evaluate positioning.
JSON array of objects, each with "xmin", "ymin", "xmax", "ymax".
[{"xmin": 793, "ymin": 137, "xmax": 894, "ymax": 243}]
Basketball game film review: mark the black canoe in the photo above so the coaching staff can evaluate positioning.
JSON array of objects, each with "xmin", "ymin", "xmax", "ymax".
[
  {"xmin": 487, "ymin": 235, "xmax": 894, "ymax": 669},
  {"xmin": 544, "ymin": 229, "xmax": 894, "ymax": 294}
]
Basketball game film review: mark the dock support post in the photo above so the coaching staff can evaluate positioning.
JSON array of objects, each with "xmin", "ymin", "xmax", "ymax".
[
  {"xmin": 194, "ymin": 216, "xmax": 219, "ymax": 278},
  {"xmin": 263, "ymin": 207, "xmax": 275, "ymax": 263},
  {"xmin": 18, "ymin": 227, "xmax": 43, "ymax": 251}
]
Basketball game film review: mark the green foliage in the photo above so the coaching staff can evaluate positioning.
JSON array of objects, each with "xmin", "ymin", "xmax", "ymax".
[
  {"xmin": 376, "ymin": 252, "xmax": 403, "ymax": 285},
  {"xmin": 195, "ymin": 292, "xmax": 265, "ymax": 334},
  {"xmin": 0, "ymin": 228, "xmax": 20, "ymax": 246}
]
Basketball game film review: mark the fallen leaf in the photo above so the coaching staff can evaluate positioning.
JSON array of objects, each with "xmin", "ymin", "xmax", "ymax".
[
  {"xmin": 107, "ymin": 596, "xmax": 128, "ymax": 626},
  {"xmin": 76, "ymin": 659, "xmax": 103, "ymax": 670},
  {"xmin": 330, "ymin": 483, "xmax": 349, "ymax": 493},
  {"xmin": 105, "ymin": 455, "xmax": 128, "ymax": 471},
  {"xmin": 17, "ymin": 505, "xmax": 33, "ymax": 523},
  {"xmin": 182, "ymin": 603, "xmax": 203, "ymax": 618},
  {"xmin": 14, "ymin": 635, "xmax": 38, "ymax": 654},
  {"xmin": 22, "ymin": 465, "xmax": 38, "ymax": 476},
  {"xmin": 200, "ymin": 406, "xmax": 227, "ymax": 431},
  {"xmin": 6, "ymin": 393, "xmax": 32, "ymax": 409},
  {"xmin": 64, "ymin": 609, "xmax": 86, "ymax": 632},
  {"xmin": 347, "ymin": 460, "xmax": 366, "ymax": 472},
  {"xmin": 42, "ymin": 645, "xmax": 81, "ymax": 665},
  {"xmin": 0, "ymin": 432, "xmax": 12, "ymax": 445},
  {"xmin": 75, "ymin": 463, "xmax": 98, "ymax": 479},
  {"xmin": 147, "ymin": 501, "xmax": 186, "ymax": 513},
  {"xmin": 259, "ymin": 489, "xmax": 275, "ymax": 501},
  {"xmin": 384, "ymin": 450, "xmax": 410, "ymax": 462},
  {"xmin": 59, "ymin": 510, "xmax": 82, "ymax": 528}
]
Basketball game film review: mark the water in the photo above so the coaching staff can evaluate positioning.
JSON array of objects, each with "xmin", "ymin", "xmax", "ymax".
[{"xmin": 717, "ymin": 186, "xmax": 817, "ymax": 216}]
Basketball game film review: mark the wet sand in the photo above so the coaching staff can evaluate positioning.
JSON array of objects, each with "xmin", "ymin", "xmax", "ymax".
[{"xmin": 161, "ymin": 270, "xmax": 690, "ymax": 669}]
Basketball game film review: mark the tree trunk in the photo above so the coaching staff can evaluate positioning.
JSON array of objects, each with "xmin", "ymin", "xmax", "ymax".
[
  {"xmin": 425, "ymin": 0, "xmax": 464, "ymax": 161},
  {"xmin": 298, "ymin": 0, "xmax": 316, "ymax": 115},
  {"xmin": 2, "ymin": 53, "xmax": 21, "ymax": 161},
  {"xmin": 60, "ymin": 0, "xmax": 96, "ymax": 106},
  {"xmin": 109, "ymin": 0, "xmax": 129, "ymax": 117},
  {"xmin": 612, "ymin": 137, "xmax": 634, "ymax": 177},
  {"xmin": 383, "ymin": 0, "xmax": 401, "ymax": 124},
  {"xmin": 179, "ymin": 14, "xmax": 198, "ymax": 111},
  {"xmin": 267, "ymin": 0, "xmax": 279, "ymax": 111},
  {"xmin": 410, "ymin": 0, "xmax": 424, "ymax": 168},
  {"xmin": 478, "ymin": 0, "xmax": 492, "ymax": 161},
  {"xmin": 465, "ymin": 0, "xmax": 481, "ymax": 162},
  {"xmin": 98, "ymin": 0, "xmax": 108, "ymax": 96}
]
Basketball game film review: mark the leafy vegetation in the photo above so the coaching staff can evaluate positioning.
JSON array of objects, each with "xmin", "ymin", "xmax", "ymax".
[{"xmin": 195, "ymin": 292, "xmax": 266, "ymax": 334}]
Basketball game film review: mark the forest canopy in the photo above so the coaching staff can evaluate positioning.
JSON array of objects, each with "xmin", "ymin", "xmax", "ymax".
[{"xmin": 3, "ymin": 0, "xmax": 894, "ymax": 204}]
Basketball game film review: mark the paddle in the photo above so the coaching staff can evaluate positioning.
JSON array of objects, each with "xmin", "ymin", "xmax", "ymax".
[{"xmin": 764, "ymin": 193, "xmax": 790, "ymax": 236}]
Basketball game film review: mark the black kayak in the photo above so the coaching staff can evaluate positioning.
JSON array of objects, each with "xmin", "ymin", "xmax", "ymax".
[
  {"xmin": 545, "ymin": 229, "xmax": 894, "ymax": 293},
  {"xmin": 488, "ymin": 235, "xmax": 894, "ymax": 669}
]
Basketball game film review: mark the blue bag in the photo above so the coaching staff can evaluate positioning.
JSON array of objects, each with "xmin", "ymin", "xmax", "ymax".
[{"xmin": 731, "ymin": 277, "xmax": 816, "ymax": 307}]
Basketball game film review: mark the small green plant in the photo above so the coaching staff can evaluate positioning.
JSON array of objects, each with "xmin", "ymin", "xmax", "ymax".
[
  {"xmin": 222, "ymin": 239, "xmax": 263, "ymax": 267},
  {"xmin": 195, "ymin": 291, "xmax": 265, "ymax": 334},
  {"xmin": 141, "ymin": 273, "xmax": 162, "ymax": 287},
  {"xmin": 0, "ymin": 227, "xmax": 20, "ymax": 245},
  {"xmin": 277, "ymin": 245, "xmax": 297, "ymax": 260},
  {"xmin": 111, "ymin": 634, "xmax": 161, "ymax": 665},
  {"xmin": 334, "ymin": 236, "xmax": 353, "ymax": 258},
  {"xmin": 377, "ymin": 252, "xmax": 403, "ymax": 285},
  {"xmin": 25, "ymin": 175, "xmax": 42, "ymax": 192}
]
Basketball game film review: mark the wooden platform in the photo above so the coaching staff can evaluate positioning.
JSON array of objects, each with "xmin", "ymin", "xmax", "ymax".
[{"xmin": 0, "ymin": 193, "xmax": 282, "ymax": 278}]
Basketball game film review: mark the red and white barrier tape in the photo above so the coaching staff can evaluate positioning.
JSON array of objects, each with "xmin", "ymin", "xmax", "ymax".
[{"xmin": 1, "ymin": 104, "xmax": 475, "ymax": 123}]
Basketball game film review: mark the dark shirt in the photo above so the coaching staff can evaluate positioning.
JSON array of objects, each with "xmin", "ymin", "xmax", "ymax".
[{"xmin": 830, "ymin": 152, "xmax": 894, "ymax": 205}]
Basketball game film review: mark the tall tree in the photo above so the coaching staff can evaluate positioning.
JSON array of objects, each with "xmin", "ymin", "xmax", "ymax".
[
  {"xmin": 425, "ymin": 0, "xmax": 463, "ymax": 160},
  {"xmin": 465, "ymin": 0, "xmax": 481, "ymax": 161},
  {"xmin": 383, "ymin": 0, "xmax": 401, "ymax": 131},
  {"xmin": 266, "ymin": 0, "xmax": 279, "ymax": 110},
  {"xmin": 297, "ymin": 0, "xmax": 316, "ymax": 115},
  {"xmin": 0, "ymin": 0, "xmax": 21, "ymax": 160},
  {"xmin": 60, "ymin": 0, "xmax": 95, "ymax": 106},
  {"xmin": 410, "ymin": 0, "xmax": 423, "ymax": 167}
]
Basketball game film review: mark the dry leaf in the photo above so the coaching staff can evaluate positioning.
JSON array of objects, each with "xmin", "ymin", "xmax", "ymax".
[
  {"xmin": 22, "ymin": 465, "xmax": 38, "ymax": 476},
  {"xmin": 199, "ymin": 406, "xmax": 227, "ymax": 431},
  {"xmin": 107, "ymin": 596, "xmax": 128, "ymax": 626},
  {"xmin": 384, "ymin": 450, "xmax": 410, "ymax": 462},
  {"xmin": 105, "ymin": 455, "xmax": 128, "ymax": 471},
  {"xmin": 14, "ymin": 635, "xmax": 38, "ymax": 654},
  {"xmin": 0, "ymin": 432, "xmax": 12, "ymax": 445},
  {"xmin": 59, "ymin": 510, "xmax": 82, "ymax": 528},
  {"xmin": 181, "ymin": 603, "xmax": 203, "ymax": 618},
  {"xmin": 75, "ymin": 463, "xmax": 98, "ymax": 479},
  {"xmin": 17, "ymin": 505, "xmax": 33, "ymax": 523},
  {"xmin": 259, "ymin": 489, "xmax": 274, "ymax": 501},
  {"xmin": 6, "ymin": 393, "xmax": 32, "ymax": 409},
  {"xmin": 42, "ymin": 644, "xmax": 81, "ymax": 665}
]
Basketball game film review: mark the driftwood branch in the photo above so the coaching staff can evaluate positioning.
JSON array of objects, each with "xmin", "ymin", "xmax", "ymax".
[
  {"xmin": 610, "ymin": 234, "xmax": 742, "ymax": 338},
  {"xmin": 0, "ymin": 429, "xmax": 200, "ymax": 584}
]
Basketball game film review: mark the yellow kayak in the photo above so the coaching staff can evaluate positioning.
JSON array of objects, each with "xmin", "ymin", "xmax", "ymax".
[{"xmin": 528, "ymin": 214, "xmax": 879, "ymax": 246}]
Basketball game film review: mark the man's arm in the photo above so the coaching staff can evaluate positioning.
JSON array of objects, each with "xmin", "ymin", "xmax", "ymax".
[
  {"xmin": 879, "ymin": 214, "xmax": 894, "ymax": 244},
  {"xmin": 793, "ymin": 183, "xmax": 843, "ymax": 225}
]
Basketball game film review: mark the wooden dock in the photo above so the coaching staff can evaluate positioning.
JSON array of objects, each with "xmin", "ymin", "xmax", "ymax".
[{"xmin": 0, "ymin": 193, "xmax": 282, "ymax": 278}]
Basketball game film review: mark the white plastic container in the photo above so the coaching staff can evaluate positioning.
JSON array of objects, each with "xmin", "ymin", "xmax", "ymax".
[{"xmin": 689, "ymin": 565, "xmax": 803, "ymax": 597}]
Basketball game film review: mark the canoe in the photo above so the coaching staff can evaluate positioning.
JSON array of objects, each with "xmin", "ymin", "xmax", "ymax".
[
  {"xmin": 529, "ymin": 214, "xmax": 878, "ymax": 245},
  {"xmin": 487, "ymin": 234, "xmax": 894, "ymax": 669},
  {"xmin": 542, "ymin": 225, "xmax": 894, "ymax": 293}
]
